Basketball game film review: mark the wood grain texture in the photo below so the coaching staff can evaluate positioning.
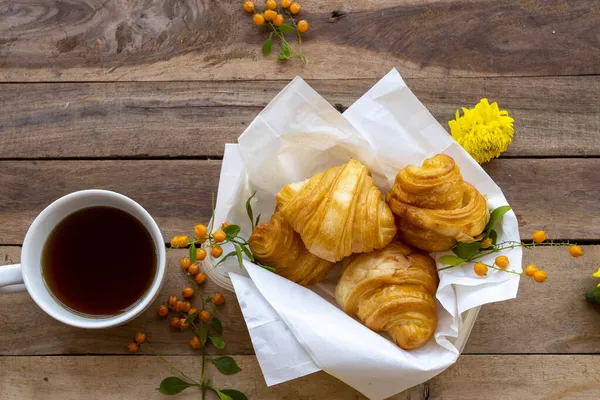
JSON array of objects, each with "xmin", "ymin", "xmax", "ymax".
[
  {"xmin": 0, "ymin": 158, "xmax": 599, "ymax": 244},
  {"xmin": 2, "ymin": 355, "xmax": 600, "ymax": 399},
  {"xmin": 2, "ymin": 246, "xmax": 600, "ymax": 355},
  {"xmin": 2, "ymin": 76, "xmax": 600, "ymax": 159},
  {"xmin": 1, "ymin": 0, "xmax": 600, "ymax": 81}
]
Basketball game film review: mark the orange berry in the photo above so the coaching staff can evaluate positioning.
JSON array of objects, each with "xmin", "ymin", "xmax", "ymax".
[
  {"xmin": 168, "ymin": 296, "xmax": 177, "ymax": 307},
  {"xmin": 188, "ymin": 308, "xmax": 199, "ymax": 319},
  {"xmin": 157, "ymin": 305, "xmax": 169, "ymax": 317},
  {"xmin": 221, "ymin": 222, "xmax": 231, "ymax": 229},
  {"xmin": 495, "ymin": 255, "xmax": 509, "ymax": 269},
  {"xmin": 135, "ymin": 332, "xmax": 146, "ymax": 344},
  {"xmin": 474, "ymin": 262, "xmax": 488, "ymax": 277},
  {"xmin": 175, "ymin": 300, "xmax": 185, "ymax": 312},
  {"xmin": 264, "ymin": 9, "xmax": 277, "ymax": 21},
  {"xmin": 213, "ymin": 229, "xmax": 227, "ymax": 243},
  {"xmin": 524, "ymin": 264, "xmax": 538, "ymax": 277},
  {"xmin": 297, "ymin": 19, "xmax": 309, "ymax": 33},
  {"xmin": 211, "ymin": 246, "xmax": 223, "ymax": 258},
  {"xmin": 273, "ymin": 14, "xmax": 284, "ymax": 27},
  {"xmin": 181, "ymin": 301, "xmax": 192, "ymax": 313},
  {"xmin": 170, "ymin": 235, "xmax": 189, "ymax": 248},
  {"xmin": 170, "ymin": 316, "xmax": 180, "ymax": 329},
  {"xmin": 190, "ymin": 336, "xmax": 202, "ymax": 350},
  {"xmin": 200, "ymin": 310, "xmax": 211, "ymax": 322},
  {"xmin": 266, "ymin": 0, "xmax": 277, "ymax": 10},
  {"xmin": 532, "ymin": 230, "xmax": 547, "ymax": 243},
  {"xmin": 243, "ymin": 1, "xmax": 255, "ymax": 13},
  {"xmin": 253, "ymin": 13, "xmax": 265, "ymax": 25},
  {"xmin": 281, "ymin": 0, "xmax": 291, "ymax": 7},
  {"xmin": 194, "ymin": 224, "xmax": 208, "ymax": 239},
  {"xmin": 213, "ymin": 293, "xmax": 225, "ymax": 305},
  {"xmin": 196, "ymin": 248, "xmax": 207, "ymax": 261},
  {"xmin": 481, "ymin": 237, "xmax": 493, "ymax": 249},
  {"xmin": 179, "ymin": 318, "xmax": 189, "ymax": 330},
  {"xmin": 188, "ymin": 263, "xmax": 200, "ymax": 276},
  {"xmin": 182, "ymin": 287, "xmax": 194, "ymax": 299},
  {"xmin": 533, "ymin": 270, "xmax": 547, "ymax": 283},
  {"xmin": 213, "ymin": 229, "xmax": 226, "ymax": 243},
  {"xmin": 569, "ymin": 245, "xmax": 583, "ymax": 258},
  {"xmin": 180, "ymin": 257, "xmax": 191, "ymax": 270},
  {"xmin": 127, "ymin": 342, "xmax": 138, "ymax": 353},
  {"xmin": 195, "ymin": 272, "xmax": 207, "ymax": 285},
  {"xmin": 289, "ymin": 2, "xmax": 301, "ymax": 14}
]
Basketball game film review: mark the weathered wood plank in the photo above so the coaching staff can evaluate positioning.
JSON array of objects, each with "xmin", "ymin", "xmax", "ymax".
[
  {"xmin": 0, "ymin": 158, "xmax": 599, "ymax": 245},
  {"xmin": 1, "ymin": 355, "xmax": 599, "ymax": 399},
  {"xmin": 1, "ymin": 77, "xmax": 600, "ymax": 158},
  {"xmin": 2, "ymin": 245, "xmax": 600, "ymax": 355},
  {"xmin": 1, "ymin": 0, "xmax": 600, "ymax": 81}
]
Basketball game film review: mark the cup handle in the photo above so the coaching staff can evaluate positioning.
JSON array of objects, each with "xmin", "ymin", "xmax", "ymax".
[{"xmin": 0, "ymin": 264, "xmax": 26, "ymax": 294}]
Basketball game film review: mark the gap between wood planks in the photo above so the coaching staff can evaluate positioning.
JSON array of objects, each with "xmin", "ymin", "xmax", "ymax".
[
  {"xmin": 1, "ymin": 155, "xmax": 599, "ymax": 161},
  {"xmin": 0, "ymin": 74, "xmax": 600, "ymax": 85}
]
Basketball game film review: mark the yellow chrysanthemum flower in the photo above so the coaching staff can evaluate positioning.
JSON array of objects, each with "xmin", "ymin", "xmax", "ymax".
[
  {"xmin": 592, "ymin": 267, "xmax": 600, "ymax": 278},
  {"xmin": 448, "ymin": 98, "xmax": 514, "ymax": 164}
]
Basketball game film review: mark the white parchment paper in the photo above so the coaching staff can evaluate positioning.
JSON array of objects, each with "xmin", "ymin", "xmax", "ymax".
[{"xmin": 206, "ymin": 69, "xmax": 521, "ymax": 400}]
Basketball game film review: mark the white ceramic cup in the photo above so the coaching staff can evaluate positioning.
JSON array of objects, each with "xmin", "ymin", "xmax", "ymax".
[{"xmin": 0, "ymin": 189, "xmax": 166, "ymax": 329}]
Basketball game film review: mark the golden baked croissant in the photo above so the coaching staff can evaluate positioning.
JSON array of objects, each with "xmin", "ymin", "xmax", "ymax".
[
  {"xmin": 335, "ymin": 241, "xmax": 439, "ymax": 350},
  {"xmin": 386, "ymin": 154, "xmax": 489, "ymax": 253},
  {"xmin": 276, "ymin": 159, "xmax": 397, "ymax": 262},
  {"xmin": 248, "ymin": 212, "xmax": 335, "ymax": 286}
]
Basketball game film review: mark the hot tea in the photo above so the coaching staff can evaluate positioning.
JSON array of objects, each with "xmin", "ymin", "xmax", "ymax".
[{"xmin": 42, "ymin": 206, "xmax": 157, "ymax": 316}]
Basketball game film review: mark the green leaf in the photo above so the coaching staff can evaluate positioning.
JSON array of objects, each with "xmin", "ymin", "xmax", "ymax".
[
  {"xmin": 439, "ymin": 255, "xmax": 466, "ymax": 267},
  {"xmin": 262, "ymin": 37, "xmax": 272, "ymax": 56},
  {"xmin": 255, "ymin": 214, "xmax": 261, "ymax": 227},
  {"xmin": 185, "ymin": 312, "xmax": 198, "ymax": 323},
  {"xmin": 189, "ymin": 242, "xmax": 197, "ymax": 264},
  {"xmin": 210, "ymin": 356, "xmax": 242, "ymax": 375},
  {"xmin": 212, "ymin": 317, "xmax": 223, "ymax": 334},
  {"xmin": 200, "ymin": 326, "xmax": 208, "ymax": 346},
  {"xmin": 220, "ymin": 389, "xmax": 248, "ymax": 400},
  {"xmin": 246, "ymin": 192, "xmax": 256, "ymax": 230},
  {"xmin": 233, "ymin": 243, "xmax": 244, "ymax": 268},
  {"xmin": 205, "ymin": 296, "xmax": 213, "ymax": 304},
  {"xmin": 585, "ymin": 287, "xmax": 600, "ymax": 304},
  {"xmin": 261, "ymin": 265, "xmax": 276, "ymax": 273},
  {"xmin": 157, "ymin": 377, "xmax": 193, "ymax": 395},
  {"xmin": 279, "ymin": 24, "xmax": 293, "ymax": 33},
  {"xmin": 215, "ymin": 390, "xmax": 234, "ymax": 400},
  {"xmin": 209, "ymin": 336, "xmax": 225, "ymax": 349},
  {"xmin": 452, "ymin": 241, "xmax": 483, "ymax": 260},
  {"xmin": 484, "ymin": 206, "xmax": 512, "ymax": 235},
  {"xmin": 278, "ymin": 42, "xmax": 291, "ymax": 60},
  {"xmin": 223, "ymin": 224, "xmax": 241, "ymax": 239},
  {"xmin": 214, "ymin": 251, "xmax": 237, "ymax": 267},
  {"xmin": 238, "ymin": 243, "xmax": 254, "ymax": 262},
  {"xmin": 488, "ymin": 229, "xmax": 498, "ymax": 245}
]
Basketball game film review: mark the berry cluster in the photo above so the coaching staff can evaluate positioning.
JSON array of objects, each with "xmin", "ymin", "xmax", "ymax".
[{"xmin": 243, "ymin": 0, "xmax": 309, "ymax": 63}]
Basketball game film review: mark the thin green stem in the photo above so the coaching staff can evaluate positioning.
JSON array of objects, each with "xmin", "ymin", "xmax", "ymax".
[
  {"xmin": 140, "ymin": 344, "xmax": 200, "ymax": 385},
  {"xmin": 265, "ymin": 19, "xmax": 306, "ymax": 63}
]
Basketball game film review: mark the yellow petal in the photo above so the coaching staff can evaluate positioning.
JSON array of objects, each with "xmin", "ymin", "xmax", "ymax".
[{"xmin": 593, "ymin": 267, "xmax": 600, "ymax": 278}]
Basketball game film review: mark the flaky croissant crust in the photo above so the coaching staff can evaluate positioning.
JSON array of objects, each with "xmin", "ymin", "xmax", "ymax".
[
  {"xmin": 386, "ymin": 154, "xmax": 489, "ymax": 253},
  {"xmin": 276, "ymin": 159, "xmax": 397, "ymax": 262},
  {"xmin": 335, "ymin": 241, "xmax": 439, "ymax": 350},
  {"xmin": 248, "ymin": 212, "xmax": 335, "ymax": 286}
]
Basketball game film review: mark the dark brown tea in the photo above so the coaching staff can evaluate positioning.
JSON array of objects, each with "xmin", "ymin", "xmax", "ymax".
[{"xmin": 42, "ymin": 206, "xmax": 156, "ymax": 316}]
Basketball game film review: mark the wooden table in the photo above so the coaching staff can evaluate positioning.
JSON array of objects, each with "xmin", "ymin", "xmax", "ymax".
[{"xmin": 1, "ymin": 1, "xmax": 600, "ymax": 399}]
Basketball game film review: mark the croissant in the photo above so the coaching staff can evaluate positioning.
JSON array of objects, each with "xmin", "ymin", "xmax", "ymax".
[
  {"xmin": 248, "ymin": 212, "xmax": 335, "ymax": 286},
  {"xmin": 276, "ymin": 159, "xmax": 397, "ymax": 262},
  {"xmin": 335, "ymin": 241, "xmax": 439, "ymax": 350},
  {"xmin": 386, "ymin": 154, "xmax": 489, "ymax": 253}
]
